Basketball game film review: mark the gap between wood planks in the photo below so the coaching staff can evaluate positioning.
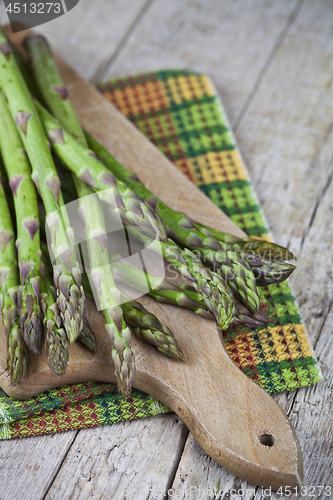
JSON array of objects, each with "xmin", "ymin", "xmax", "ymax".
[
  {"xmin": 91, "ymin": 0, "xmax": 155, "ymax": 84},
  {"xmin": 232, "ymin": 0, "xmax": 305, "ymax": 132},
  {"xmin": 41, "ymin": 431, "xmax": 80, "ymax": 500},
  {"xmin": 299, "ymin": 163, "xmax": 333, "ymax": 256}
]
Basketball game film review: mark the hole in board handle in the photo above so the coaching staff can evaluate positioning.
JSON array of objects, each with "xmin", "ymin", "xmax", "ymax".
[{"xmin": 259, "ymin": 433, "xmax": 275, "ymax": 447}]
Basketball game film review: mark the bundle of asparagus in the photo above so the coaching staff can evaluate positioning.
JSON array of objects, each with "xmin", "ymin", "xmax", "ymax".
[
  {"xmin": 0, "ymin": 167, "xmax": 30, "ymax": 383},
  {"xmin": 0, "ymin": 28, "xmax": 296, "ymax": 397}
]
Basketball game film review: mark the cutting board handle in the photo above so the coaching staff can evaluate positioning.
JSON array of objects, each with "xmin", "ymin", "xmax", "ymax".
[{"xmin": 134, "ymin": 319, "xmax": 303, "ymax": 491}]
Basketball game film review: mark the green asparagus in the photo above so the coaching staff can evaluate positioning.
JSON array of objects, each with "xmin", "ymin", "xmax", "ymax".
[
  {"xmin": 25, "ymin": 36, "xmax": 135, "ymax": 395},
  {"xmin": 0, "ymin": 90, "xmax": 43, "ymax": 354},
  {"xmin": 80, "ymin": 270, "xmax": 183, "ymax": 361},
  {"xmin": 250, "ymin": 260, "xmax": 297, "ymax": 286},
  {"xmin": 114, "ymin": 261, "xmax": 272, "ymax": 328},
  {"xmin": 23, "ymin": 34, "xmax": 85, "ymax": 143},
  {"xmin": 56, "ymin": 161, "xmax": 261, "ymax": 324},
  {"xmin": 30, "ymin": 99, "xmax": 166, "ymax": 242},
  {"xmin": 79, "ymin": 186, "xmax": 135, "ymax": 396},
  {"xmin": 193, "ymin": 223, "xmax": 296, "ymax": 261},
  {"xmin": 127, "ymin": 228, "xmax": 235, "ymax": 330},
  {"xmin": 123, "ymin": 300, "xmax": 184, "ymax": 360},
  {"xmin": 40, "ymin": 257, "xmax": 69, "ymax": 376},
  {"xmin": 77, "ymin": 317, "xmax": 97, "ymax": 353},
  {"xmin": 0, "ymin": 27, "xmax": 85, "ymax": 343},
  {"xmin": 0, "ymin": 168, "xmax": 30, "ymax": 383},
  {"xmin": 85, "ymin": 133, "xmax": 262, "ymax": 312},
  {"xmin": 41, "ymin": 243, "xmax": 97, "ymax": 354}
]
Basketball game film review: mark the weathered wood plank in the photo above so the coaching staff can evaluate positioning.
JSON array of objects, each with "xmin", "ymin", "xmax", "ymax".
[
  {"xmin": 45, "ymin": 414, "xmax": 188, "ymax": 500},
  {"xmin": 236, "ymin": 0, "xmax": 333, "ymax": 250},
  {"xmin": 0, "ymin": 431, "xmax": 78, "ymax": 500},
  {"xmin": 235, "ymin": 0, "xmax": 333, "ymax": 344},
  {"xmin": 167, "ymin": 0, "xmax": 333, "ymax": 497},
  {"xmin": 101, "ymin": 0, "xmax": 300, "ymax": 126},
  {"xmin": 0, "ymin": 0, "xmax": 148, "ymax": 81}
]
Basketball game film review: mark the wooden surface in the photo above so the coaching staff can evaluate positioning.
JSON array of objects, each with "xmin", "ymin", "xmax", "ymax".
[
  {"xmin": 0, "ymin": 0, "xmax": 332, "ymax": 498},
  {"xmin": 0, "ymin": 26, "xmax": 303, "ymax": 491}
]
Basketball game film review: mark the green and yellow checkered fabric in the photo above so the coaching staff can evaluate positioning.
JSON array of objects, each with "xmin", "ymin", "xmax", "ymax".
[{"xmin": 0, "ymin": 70, "xmax": 321, "ymax": 440}]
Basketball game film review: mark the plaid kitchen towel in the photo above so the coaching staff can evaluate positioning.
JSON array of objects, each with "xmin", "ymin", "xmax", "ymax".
[{"xmin": 0, "ymin": 70, "xmax": 322, "ymax": 440}]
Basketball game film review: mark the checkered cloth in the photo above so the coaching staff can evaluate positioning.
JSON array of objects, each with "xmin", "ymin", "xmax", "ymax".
[{"xmin": 0, "ymin": 70, "xmax": 322, "ymax": 439}]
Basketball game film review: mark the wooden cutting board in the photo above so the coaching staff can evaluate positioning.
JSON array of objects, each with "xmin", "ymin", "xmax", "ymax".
[{"xmin": 0, "ymin": 25, "xmax": 303, "ymax": 491}]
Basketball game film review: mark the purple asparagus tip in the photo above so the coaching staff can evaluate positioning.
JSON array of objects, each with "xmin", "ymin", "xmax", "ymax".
[
  {"xmin": 90, "ymin": 268, "xmax": 105, "ymax": 295},
  {"xmin": 52, "ymin": 86, "xmax": 69, "ymax": 100},
  {"xmin": 0, "ymin": 229, "xmax": 14, "ymax": 252},
  {"xmin": 77, "ymin": 166, "xmax": 98, "ymax": 189},
  {"xmin": 22, "ymin": 217, "xmax": 40, "ymax": 241},
  {"xmin": 15, "ymin": 112, "xmax": 33, "ymax": 136},
  {"xmin": 0, "ymin": 42, "xmax": 12, "ymax": 58},
  {"xmin": 0, "ymin": 267, "xmax": 10, "ymax": 289},
  {"xmin": 19, "ymin": 260, "xmax": 35, "ymax": 285},
  {"xmin": 45, "ymin": 174, "xmax": 61, "ymax": 204},
  {"xmin": 97, "ymin": 170, "xmax": 116, "ymax": 188},
  {"xmin": 9, "ymin": 175, "xmax": 25, "ymax": 196},
  {"xmin": 48, "ymin": 128, "xmax": 65, "ymax": 145}
]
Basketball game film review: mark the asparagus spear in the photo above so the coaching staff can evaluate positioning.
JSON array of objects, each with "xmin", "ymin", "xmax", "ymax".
[
  {"xmin": 250, "ymin": 260, "xmax": 297, "ymax": 286},
  {"xmin": 0, "ymin": 90, "xmax": 43, "ymax": 354},
  {"xmin": 78, "ymin": 184, "xmax": 135, "ymax": 397},
  {"xmin": 39, "ymin": 255, "xmax": 69, "ymax": 376},
  {"xmin": 0, "ymin": 27, "xmax": 85, "ymax": 343},
  {"xmin": 80, "ymin": 271, "xmax": 183, "ymax": 360},
  {"xmin": 23, "ymin": 35, "xmax": 85, "ymax": 142},
  {"xmin": 114, "ymin": 261, "xmax": 272, "ymax": 328},
  {"xmin": 193, "ymin": 223, "xmax": 296, "ymax": 261},
  {"xmin": 43, "ymin": 179, "xmax": 135, "ymax": 393},
  {"xmin": 77, "ymin": 317, "xmax": 97, "ymax": 353},
  {"xmin": 157, "ymin": 238, "xmax": 236, "ymax": 330},
  {"xmin": 41, "ymin": 244, "xmax": 97, "ymax": 354},
  {"xmin": 0, "ymin": 168, "xmax": 30, "ymax": 383},
  {"xmin": 112, "ymin": 261, "xmax": 209, "ymax": 312},
  {"xmin": 123, "ymin": 300, "xmax": 184, "ymax": 360},
  {"xmin": 178, "ymin": 283, "xmax": 272, "ymax": 326}
]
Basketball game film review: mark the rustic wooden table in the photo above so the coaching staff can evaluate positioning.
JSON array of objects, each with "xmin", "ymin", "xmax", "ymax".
[{"xmin": 0, "ymin": 1, "xmax": 332, "ymax": 499}]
